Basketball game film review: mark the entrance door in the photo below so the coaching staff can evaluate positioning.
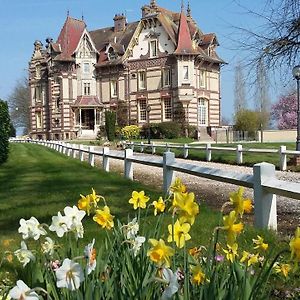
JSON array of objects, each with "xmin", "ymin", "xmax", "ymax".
[
  {"xmin": 82, "ymin": 109, "xmax": 94, "ymax": 130},
  {"xmin": 198, "ymin": 98, "xmax": 208, "ymax": 126}
]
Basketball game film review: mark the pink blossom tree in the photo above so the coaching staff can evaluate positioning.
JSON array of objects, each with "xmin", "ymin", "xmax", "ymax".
[{"xmin": 271, "ymin": 93, "xmax": 297, "ymax": 129}]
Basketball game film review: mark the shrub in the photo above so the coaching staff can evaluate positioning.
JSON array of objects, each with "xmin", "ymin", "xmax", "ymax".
[
  {"xmin": 158, "ymin": 121, "xmax": 181, "ymax": 139},
  {"xmin": 234, "ymin": 109, "xmax": 260, "ymax": 139},
  {"xmin": 121, "ymin": 125, "xmax": 141, "ymax": 140},
  {"xmin": 0, "ymin": 100, "xmax": 10, "ymax": 164},
  {"xmin": 105, "ymin": 111, "xmax": 116, "ymax": 141},
  {"xmin": 1, "ymin": 181, "xmax": 299, "ymax": 299}
]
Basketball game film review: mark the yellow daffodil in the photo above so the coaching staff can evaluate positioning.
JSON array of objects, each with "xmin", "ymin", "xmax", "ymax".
[
  {"xmin": 274, "ymin": 262, "xmax": 291, "ymax": 278},
  {"xmin": 78, "ymin": 188, "xmax": 100, "ymax": 216},
  {"xmin": 253, "ymin": 235, "xmax": 268, "ymax": 252},
  {"xmin": 167, "ymin": 220, "xmax": 191, "ymax": 249},
  {"xmin": 170, "ymin": 178, "xmax": 187, "ymax": 194},
  {"xmin": 290, "ymin": 227, "xmax": 300, "ymax": 264},
  {"xmin": 191, "ymin": 265, "xmax": 206, "ymax": 285},
  {"xmin": 189, "ymin": 247, "xmax": 202, "ymax": 258},
  {"xmin": 222, "ymin": 211, "xmax": 244, "ymax": 245},
  {"xmin": 129, "ymin": 191, "xmax": 150, "ymax": 210},
  {"xmin": 240, "ymin": 251, "xmax": 259, "ymax": 267},
  {"xmin": 172, "ymin": 192, "xmax": 199, "ymax": 225},
  {"xmin": 223, "ymin": 243, "xmax": 238, "ymax": 263},
  {"xmin": 93, "ymin": 206, "xmax": 114, "ymax": 230},
  {"xmin": 229, "ymin": 187, "xmax": 253, "ymax": 216},
  {"xmin": 147, "ymin": 238, "xmax": 174, "ymax": 267},
  {"xmin": 152, "ymin": 197, "xmax": 165, "ymax": 216}
]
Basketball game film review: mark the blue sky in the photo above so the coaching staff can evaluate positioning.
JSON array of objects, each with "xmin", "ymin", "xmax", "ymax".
[{"xmin": 0, "ymin": 0, "xmax": 285, "ymax": 121}]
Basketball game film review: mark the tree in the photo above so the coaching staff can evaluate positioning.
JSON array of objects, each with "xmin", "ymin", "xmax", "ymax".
[
  {"xmin": 234, "ymin": 109, "xmax": 260, "ymax": 139},
  {"xmin": 9, "ymin": 122, "xmax": 16, "ymax": 137},
  {"xmin": 234, "ymin": 0, "xmax": 300, "ymax": 76},
  {"xmin": 105, "ymin": 111, "xmax": 116, "ymax": 141},
  {"xmin": 0, "ymin": 100, "xmax": 11, "ymax": 164},
  {"xmin": 234, "ymin": 61, "xmax": 247, "ymax": 115},
  {"xmin": 271, "ymin": 92, "xmax": 297, "ymax": 129},
  {"xmin": 8, "ymin": 77, "xmax": 30, "ymax": 134}
]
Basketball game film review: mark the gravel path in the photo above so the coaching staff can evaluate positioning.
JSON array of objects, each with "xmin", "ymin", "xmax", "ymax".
[{"xmin": 93, "ymin": 148, "xmax": 300, "ymax": 235}]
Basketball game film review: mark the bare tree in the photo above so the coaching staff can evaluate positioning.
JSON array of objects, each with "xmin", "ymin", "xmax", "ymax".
[
  {"xmin": 234, "ymin": 61, "xmax": 247, "ymax": 115},
  {"xmin": 255, "ymin": 59, "xmax": 271, "ymax": 142},
  {"xmin": 233, "ymin": 0, "xmax": 300, "ymax": 77},
  {"xmin": 8, "ymin": 77, "xmax": 30, "ymax": 134}
]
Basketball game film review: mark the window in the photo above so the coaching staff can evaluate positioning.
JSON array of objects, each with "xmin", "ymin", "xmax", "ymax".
[
  {"xmin": 83, "ymin": 63, "xmax": 90, "ymax": 73},
  {"xmin": 164, "ymin": 98, "xmax": 172, "ymax": 120},
  {"xmin": 36, "ymin": 111, "xmax": 42, "ymax": 129},
  {"xmin": 35, "ymin": 86, "xmax": 42, "ymax": 102},
  {"xmin": 138, "ymin": 71, "xmax": 146, "ymax": 90},
  {"xmin": 139, "ymin": 99, "xmax": 147, "ymax": 121},
  {"xmin": 36, "ymin": 65, "xmax": 41, "ymax": 79},
  {"xmin": 150, "ymin": 40, "xmax": 157, "ymax": 57},
  {"xmin": 198, "ymin": 98, "xmax": 208, "ymax": 126},
  {"xmin": 111, "ymin": 80, "xmax": 117, "ymax": 97},
  {"xmin": 183, "ymin": 66, "xmax": 189, "ymax": 80},
  {"xmin": 200, "ymin": 70, "xmax": 206, "ymax": 87},
  {"xmin": 84, "ymin": 83, "xmax": 91, "ymax": 95},
  {"xmin": 55, "ymin": 97, "xmax": 61, "ymax": 111},
  {"xmin": 162, "ymin": 68, "xmax": 171, "ymax": 87}
]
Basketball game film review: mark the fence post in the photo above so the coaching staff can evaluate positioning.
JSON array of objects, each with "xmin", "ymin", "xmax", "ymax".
[
  {"xmin": 253, "ymin": 163, "xmax": 277, "ymax": 230},
  {"xmin": 206, "ymin": 143, "xmax": 212, "ymax": 162},
  {"xmin": 72, "ymin": 144, "xmax": 77, "ymax": 159},
  {"xmin": 124, "ymin": 148, "xmax": 133, "ymax": 180},
  {"xmin": 67, "ymin": 144, "xmax": 72, "ymax": 157},
  {"xmin": 279, "ymin": 146, "xmax": 287, "ymax": 171},
  {"xmin": 163, "ymin": 152, "xmax": 175, "ymax": 194},
  {"xmin": 236, "ymin": 144, "xmax": 243, "ymax": 164},
  {"xmin": 152, "ymin": 142, "xmax": 156, "ymax": 154},
  {"xmin": 88, "ymin": 146, "xmax": 95, "ymax": 167},
  {"xmin": 140, "ymin": 142, "xmax": 144, "ymax": 153},
  {"xmin": 130, "ymin": 142, "xmax": 134, "ymax": 151},
  {"xmin": 60, "ymin": 142, "xmax": 64, "ymax": 154},
  {"xmin": 183, "ymin": 144, "xmax": 189, "ymax": 159},
  {"xmin": 79, "ymin": 145, "xmax": 84, "ymax": 162},
  {"xmin": 166, "ymin": 143, "xmax": 170, "ymax": 152},
  {"xmin": 103, "ymin": 147, "xmax": 110, "ymax": 172}
]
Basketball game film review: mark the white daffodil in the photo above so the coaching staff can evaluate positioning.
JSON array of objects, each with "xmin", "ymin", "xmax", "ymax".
[
  {"xmin": 56, "ymin": 258, "xmax": 84, "ymax": 291},
  {"xmin": 84, "ymin": 239, "xmax": 96, "ymax": 275},
  {"xmin": 131, "ymin": 236, "xmax": 145, "ymax": 257},
  {"xmin": 123, "ymin": 217, "xmax": 139, "ymax": 239},
  {"xmin": 18, "ymin": 217, "xmax": 47, "ymax": 240},
  {"xmin": 41, "ymin": 237, "xmax": 55, "ymax": 256},
  {"xmin": 70, "ymin": 222, "xmax": 84, "ymax": 240},
  {"xmin": 161, "ymin": 268, "xmax": 179, "ymax": 300},
  {"xmin": 9, "ymin": 280, "xmax": 39, "ymax": 300},
  {"xmin": 63, "ymin": 206, "xmax": 86, "ymax": 226},
  {"xmin": 14, "ymin": 241, "xmax": 35, "ymax": 267},
  {"xmin": 49, "ymin": 212, "xmax": 69, "ymax": 238}
]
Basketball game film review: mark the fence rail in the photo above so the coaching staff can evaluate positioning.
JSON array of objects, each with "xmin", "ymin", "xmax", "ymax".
[
  {"xmin": 124, "ymin": 142, "xmax": 300, "ymax": 171},
  {"xmin": 11, "ymin": 139, "xmax": 300, "ymax": 231}
]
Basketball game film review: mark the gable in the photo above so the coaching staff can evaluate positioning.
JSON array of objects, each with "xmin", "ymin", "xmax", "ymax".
[{"xmin": 75, "ymin": 30, "xmax": 98, "ymax": 59}]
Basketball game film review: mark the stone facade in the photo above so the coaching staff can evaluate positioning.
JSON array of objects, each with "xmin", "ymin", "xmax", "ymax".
[{"xmin": 29, "ymin": 1, "xmax": 224, "ymax": 140}]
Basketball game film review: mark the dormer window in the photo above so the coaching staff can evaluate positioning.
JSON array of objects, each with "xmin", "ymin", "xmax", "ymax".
[
  {"xmin": 107, "ymin": 47, "xmax": 118, "ymax": 61},
  {"xmin": 83, "ymin": 63, "xmax": 90, "ymax": 73},
  {"xmin": 84, "ymin": 82, "xmax": 91, "ymax": 95},
  {"xmin": 150, "ymin": 40, "xmax": 157, "ymax": 57}
]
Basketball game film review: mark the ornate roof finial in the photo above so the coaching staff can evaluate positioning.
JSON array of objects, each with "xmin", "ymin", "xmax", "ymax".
[
  {"xmin": 82, "ymin": 12, "xmax": 84, "ymax": 21},
  {"xmin": 187, "ymin": 1, "xmax": 191, "ymax": 17},
  {"xmin": 181, "ymin": 0, "xmax": 184, "ymax": 12},
  {"xmin": 150, "ymin": 0, "xmax": 156, "ymax": 7},
  {"xmin": 67, "ymin": 10, "xmax": 69, "ymax": 17}
]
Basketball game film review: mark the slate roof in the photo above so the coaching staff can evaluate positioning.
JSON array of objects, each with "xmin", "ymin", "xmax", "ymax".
[{"xmin": 73, "ymin": 96, "xmax": 103, "ymax": 107}]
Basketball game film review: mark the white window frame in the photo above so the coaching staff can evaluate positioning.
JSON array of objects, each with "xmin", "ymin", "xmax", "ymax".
[
  {"xmin": 83, "ymin": 82, "xmax": 91, "ymax": 96},
  {"xmin": 183, "ymin": 66, "xmax": 189, "ymax": 80},
  {"xmin": 163, "ymin": 98, "xmax": 172, "ymax": 121},
  {"xmin": 162, "ymin": 68, "xmax": 171, "ymax": 87},
  {"xmin": 150, "ymin": 40, "xmax": 158, "ymax": 58},
  {"xmin": 35, "ymin": 85, "xmax": 42, "ymax": 102},
  {"xmin": 198, "ymin": 98, "xmax": 208, "ymax": 126},
  {"xmin": 110, "ymin": 80, "xmax": 118, "ymax": 98},
  {"xmin": 200, "ymin": 70, "xmax": 206, "ymax": 88},
  {"xmin": 138, "ymin": 71, "xmax": 146, "ymax": 90},
  {"xmin": 83, "ymin": 63, "xmax": 90, "ymax": 73},
  {"xmin": 139, "ymin": 99, "xmax": 147, "ymax": 122}
]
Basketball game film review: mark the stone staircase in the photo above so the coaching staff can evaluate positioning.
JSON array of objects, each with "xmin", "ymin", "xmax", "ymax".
[{"xmin": 198, "ymin": 127, "xmax": 215, "ymax": 142}]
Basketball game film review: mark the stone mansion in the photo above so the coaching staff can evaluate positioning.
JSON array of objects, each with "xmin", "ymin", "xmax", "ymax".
[{"xmin": 29, "ymin": 0, "xmax": 224, "ymax": 140}]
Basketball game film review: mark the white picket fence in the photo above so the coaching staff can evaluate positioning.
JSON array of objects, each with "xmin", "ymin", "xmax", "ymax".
[
  {"xmin": 124, "ymin": 141, "xmax": 300, "ymax": 171},
  {"xmin": 12, "ymin": 139, "xmax": 300, "ymax": 232}
]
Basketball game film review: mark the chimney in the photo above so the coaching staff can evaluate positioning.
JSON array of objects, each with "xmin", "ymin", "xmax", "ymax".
[{"xmin": 113, "ymin": 13, "xmax": 126, "ymax": 32}]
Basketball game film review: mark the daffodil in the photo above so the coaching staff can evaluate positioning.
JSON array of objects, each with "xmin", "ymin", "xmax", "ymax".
[
  {"xmin": 222, "ymin": 211, "xmax": 244, "ymax": 245},
  {"xmin": 240, "ymin": 251, "xmax": 259, "ymax": 267},
  {"xmin": 78, "ymin": 188, "xmax": 100, "ymax": 215},
  {"xmin": 289, "ymin": 227, "xmax": 300, "ymax": 265},
  {"xmin": 172, "ymin": 192, "xmax": 199, "ymax": 225},
  {"xmin": 14, "ymin": 241, "xmax": 35, "ymax": 267},
  {"xmin": 152, "ymin": 197, "xmax": 165, "ymax": 216},
  {"xmin": 253, "ymin": 235, "xmax": 268, "ymax": 252},
  {"xmin": 9, "ymin": 280, "xmax": 39, "ymax": 300},
  {"xmin": 274, "ymin": 262, "xmax": 291, "ymax": 278},
  {"xmin": 229, "ymin": 187, "xmax": 253, "ymax": 216},
  {"xmin": 93, "ymin": 206, "xmax": 114, "ymax": 230},
  {"xmin": 167, "ymin": 220, "xmax": 191, "ymax": 248},
  {"xmin": 49, "ymin": 212, "xmax": 69, "ymax": 238},
  {"xmin": 147, "ymin": 238, "xmax": 174, "ymax": 267},
  {"xmin": 129, "ymin": 191, "xmax": 150, "ymax": 210},
  {"xmin": 161, "ymin": 268, "xmax": 179, "ymax": 299},
  {"xmin": 191, "ymin": 265, "xmax": 206, "ymax": 285},
  {"xmin": 131, "ymin": 236, "xmax": 146, "ymax": 257},
  {"xmin": 223, "ymin": 243, "xmax": 238, "ymax": 263},
  {"xmin": 56, "ymin": 258, "xmax": 84, "ymax": 291},
  {"xmin": 123, "ymin": 217, "xmax": 139, "ymax": 239},
  {"xmin": 41, "ymin": 237, "xmax": 55, "ymax": 256},
  {"xmin": 84, "ymin": 239, "xmax": 96, "ymax": 275},
  {"xmin": 170, "ymin": 178, "xmax": 187, "ymax": 194},
  {"xmin": 18, "ymin": 217, "xmax": 47, "ymax": 240}
]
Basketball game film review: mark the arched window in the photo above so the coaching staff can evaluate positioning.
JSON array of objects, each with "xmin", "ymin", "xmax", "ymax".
[{"xmin": 198, "ymin": 98, "xmax": 208, "ymax": 126}]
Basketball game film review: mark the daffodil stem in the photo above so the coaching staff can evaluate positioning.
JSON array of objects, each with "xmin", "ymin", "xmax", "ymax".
[
  {"xmin": 172, "ymin": 214, "xmax": 176, "ymax": 270},
  {"xmin": 184, "ymin": 243, "xmax": 189, "ymax": 299}
]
